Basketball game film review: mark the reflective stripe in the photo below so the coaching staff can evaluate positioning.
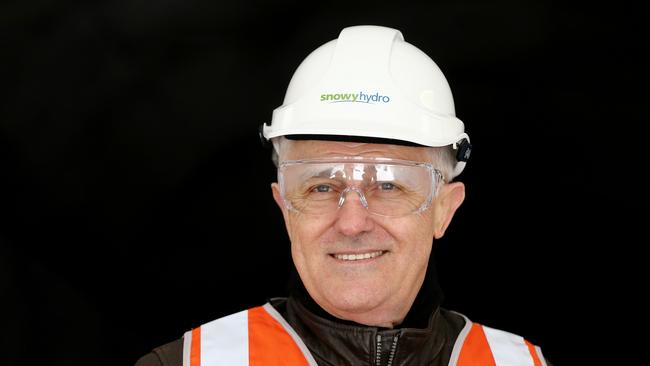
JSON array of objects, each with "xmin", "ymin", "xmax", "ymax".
[
  {"xmin": 447, "ymin": 312, "xmax": 474, "ymax": 366},
  {"xmin": 534, "ymin": 345, "xmax": 547, "ymax": 366},
  {"xmin": 182, "ymin": 329, "xmax": 192, "ymax": 366},
  {"xmin": 456, "ymin": 323, "xmax": 496, "ymax": 366},
  {"xmin": 184, "ymin": 309, "xmax": 249, "ymax": 366},
  {"xmin": 182, "ymin": 303, "xmax": 315, "ymax": 366},
  {"xmin": 449, "ymin": 311, "xmax": 546, "ymax": 366},
  {"xmin": 525, "ymin": 340, "xmax": 542, "ymax": 366},
  {"xmin": 483, "ymin": 325, "xmax": 534, "ymax": 366}
]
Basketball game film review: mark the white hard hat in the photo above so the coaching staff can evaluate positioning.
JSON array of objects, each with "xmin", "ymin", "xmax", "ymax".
[{"xmin": 261, "ymin": 25, "xmax": 471, "ymax": 178}]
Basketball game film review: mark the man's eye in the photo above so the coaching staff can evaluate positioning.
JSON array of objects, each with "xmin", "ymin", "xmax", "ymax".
[
  {"xmin": 312, "ymin": 185, "xmax": 332, "ymax": 193},
  {"xmin": 379, "ymin": 182, "xmax": 396, "ymax": 191}
]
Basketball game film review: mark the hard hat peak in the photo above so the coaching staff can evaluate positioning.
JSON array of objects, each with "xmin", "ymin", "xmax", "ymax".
[{"xmin": 329, "ymin": 26, "xmax": 404, "ymax": 81}]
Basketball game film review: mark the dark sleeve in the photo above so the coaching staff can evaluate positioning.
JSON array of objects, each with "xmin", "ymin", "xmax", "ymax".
[
  {"xmin": 134, "ymin": 338, "xmax": 183, "ymax": 366},
  {"xmin": 135, "ymin": 353, "xmax": 164, "ymax": 366}
]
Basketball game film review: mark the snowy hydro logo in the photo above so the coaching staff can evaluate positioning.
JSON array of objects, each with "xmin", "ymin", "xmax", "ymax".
[{"xmin": 320, "ymin": 91, "xmax": 390, "ymax": 104}]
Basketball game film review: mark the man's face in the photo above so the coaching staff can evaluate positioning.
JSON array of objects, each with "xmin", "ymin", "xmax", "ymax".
[{"xmin": 271, "ymin": 140, "xmax": 464, "ymax": 327}]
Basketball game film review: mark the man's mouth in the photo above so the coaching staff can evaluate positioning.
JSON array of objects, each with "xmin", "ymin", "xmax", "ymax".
[{"xmin": 330, "ymin": 250, "xmax": 387, "ymax": 261}]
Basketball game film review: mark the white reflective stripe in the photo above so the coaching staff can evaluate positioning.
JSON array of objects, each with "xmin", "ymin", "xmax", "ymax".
[
  {"xmin": 535, "ymin": 346, "xmax": 548, "ymax": 366},
  {"xmin": 262, "ymin": 303, "xmax": 319, "ymax": 366},
  {"xmin": 182, "ymin": 330, "xmax": 192, "ymax": 366},
  {"xmin": 446, "ymin": 311, "xmax": 473, "ymax": 366},
  {"xmin": 201, "ymin": 309, "xmax": 250, "ymax": 366},
  {"xmin": 482, "ymin": 326, "xmax": 534, "ymax": 366}
]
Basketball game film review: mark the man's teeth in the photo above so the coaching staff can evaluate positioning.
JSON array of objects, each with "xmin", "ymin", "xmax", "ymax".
[{"xmin": 334, "ymin": 251, "xmax": 384, "ymax": 261}]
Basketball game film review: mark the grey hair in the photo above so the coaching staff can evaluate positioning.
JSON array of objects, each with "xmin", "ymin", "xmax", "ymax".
[
  {"xmin": 270, "ymin": 136, "xmax": 291, "ymax": 169},
  {"xmin": 270, "ymin": 136, "xmax": 458, "ymax": 182},
  {"xmin": 427, "ymin": 145, "xmax": 457, "ymax": 183}
]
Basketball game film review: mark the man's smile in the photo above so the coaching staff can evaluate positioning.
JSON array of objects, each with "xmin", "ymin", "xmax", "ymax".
[{"xmin": 329, "ymin": 250, "xmax": 388, "ymax": 262}]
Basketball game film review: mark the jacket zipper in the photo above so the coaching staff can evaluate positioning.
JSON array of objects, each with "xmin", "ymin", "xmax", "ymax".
[
  {"xmin": 386, "ymin": 334, "xmax": 399, "ymax": 366},
  {"xmin": 375, "ymin": 333, "xmax": 400, "ymax": 366},
  {"xmin": 375, "ymin": 334, "xmax": 382, "ymax": 365}
]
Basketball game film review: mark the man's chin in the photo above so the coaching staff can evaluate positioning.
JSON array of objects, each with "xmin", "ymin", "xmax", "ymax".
[{"xmin": 320, "ymin": 285, "xmax": 388, "ymax": 316}]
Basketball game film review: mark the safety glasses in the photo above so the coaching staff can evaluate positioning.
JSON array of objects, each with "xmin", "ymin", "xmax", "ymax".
[{"xmin": 278, "ymin": 157, "xmax": 444, "ymax": 217}]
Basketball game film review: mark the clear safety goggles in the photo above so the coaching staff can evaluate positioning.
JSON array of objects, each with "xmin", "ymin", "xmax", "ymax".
[{"xmin": 277, "ymin": 157, "xmax": 445, "ymax": 217}]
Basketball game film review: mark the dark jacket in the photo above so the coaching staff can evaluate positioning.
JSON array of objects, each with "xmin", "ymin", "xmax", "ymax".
[{"xmin": 135, "ymin": 269, "xmax": 552, "ymax": 365}]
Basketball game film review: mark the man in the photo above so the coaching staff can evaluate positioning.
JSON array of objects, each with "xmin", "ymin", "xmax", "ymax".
[{"xmin": 136, "ymin": 25, "xmax": 551, "ymax": 366}]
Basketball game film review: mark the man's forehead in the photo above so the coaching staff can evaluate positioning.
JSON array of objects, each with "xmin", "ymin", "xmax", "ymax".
[{"xmin": 286, "ymin": 139, "xmax": 432, "ymax": 162}]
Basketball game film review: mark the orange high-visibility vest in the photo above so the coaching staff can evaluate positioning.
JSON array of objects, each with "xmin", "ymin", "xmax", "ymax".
[{"xmin": 182, "ymin": 303, "xmax": 547, "ymax": 366}]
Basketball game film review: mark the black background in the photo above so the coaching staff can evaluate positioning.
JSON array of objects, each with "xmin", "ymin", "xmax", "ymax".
[{"xmin": 1, "ymin": 1, "xmax": 647, "ymax": 365}]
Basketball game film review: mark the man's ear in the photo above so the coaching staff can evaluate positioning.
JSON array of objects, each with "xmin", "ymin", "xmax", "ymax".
[
  {"xmin": 433, "ymin": 181, "xmax": 466, "ymax": 239},
  {"xmin": 271, "ymin": 182, "xmax": 294, "ymax": 242},
  {"xmin": 271, "ymin": 182, "xmax": 286, "ymax": 213}
]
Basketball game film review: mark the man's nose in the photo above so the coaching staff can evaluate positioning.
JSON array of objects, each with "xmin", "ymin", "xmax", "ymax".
[{"xmin": 334, "ymin": 188, "xmax": 374, "ymax": 236}]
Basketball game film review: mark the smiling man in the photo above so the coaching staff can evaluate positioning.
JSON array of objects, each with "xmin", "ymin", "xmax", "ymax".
[
  {"xmin": 136, "ymin": 25, "xmax": 551, "ymax": 366},
  {"xmin": 272, "ymin": 139, "xmax": 461, "ymax": 332}
]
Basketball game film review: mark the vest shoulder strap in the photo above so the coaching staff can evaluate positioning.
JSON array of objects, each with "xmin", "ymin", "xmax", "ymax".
[
  {"xmin": 182, "ymin": 303, "xmax": 318, "ymax": 366},
  {"xmin": 448, "ymin": 311, "xmax": 547, "ymax": 366}
]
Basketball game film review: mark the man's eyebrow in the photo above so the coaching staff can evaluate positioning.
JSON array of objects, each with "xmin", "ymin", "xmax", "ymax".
[{"xmin": 299, "ymin": 167, "xmax": 336, "ymax": 180}]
